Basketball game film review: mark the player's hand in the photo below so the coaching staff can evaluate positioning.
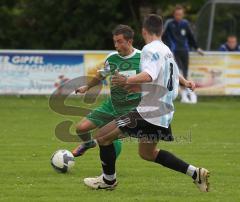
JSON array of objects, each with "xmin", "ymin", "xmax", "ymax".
[
  {"xmin": 197, "ymin": 48, "xmax": 204, "ymax": 56},
  {"xmin": 124, "ymin": 84, "xmax": 141, "ymax": 93},
  {"xmin": 185, "ymin": 80, "xmax": 196, "ymax": 91},
  {"xmin": 111, "ymin": 70, "xmax": 127, "ymax": 86},
  {"xmin": 75, "ymin": 85, "xmax": 89, "ymax": 94}
]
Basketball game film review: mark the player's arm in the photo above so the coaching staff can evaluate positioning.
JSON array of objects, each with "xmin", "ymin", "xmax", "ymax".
[
  {"xmin": 111, "ymin": 70, "xmax": 151, "ymax": 93},
  {"xmin": 75, "ymin": 73, "xmax": 103, "ymax": 94},
  {"xmin": 126, "ymin": 72, "xmax": 196, "ymax": 91},
  {"xmin": 125, "ymin": 71, "xmax": 152, "ymax": 84},
  {"xmin": 112, "ymin": 71, "xmax": 196, "ymax": 90},
  {"xmin": 112, "ymin": 70, "xmax": 151, "ymax": 85},
  {"xmin": 75, "ymin": 64, "xmax": 107, "ymax": 94},
  {"xmin": 186, "ymin": 21, "xmax": 204, "ymax": 55},
  {"xmin": 179, "ymin": 74, "xmax": 196, "ymax": 91},
  {"xmin": 112, "ymin": 49, "xmax": 157, "ymax": 86}
]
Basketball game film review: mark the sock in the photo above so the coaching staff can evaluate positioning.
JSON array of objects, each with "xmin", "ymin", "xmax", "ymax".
[
  {"xmin": 186, "ymin": 165, "xmax": 197, "ymax": 180},
  {"xmin": 155, "ymin": 150, "xmax": 189, "ymax": 174},
  {"xmin": 77, "ymin": 132, "xmax": 95, "ymax": 147},
  {"xmin": 84, "ymin": 139, "xmax": 97, "ymax": 147},
  {"xmin": 99, "ymin": 144, "xmax": 116, "ymax": 185}
]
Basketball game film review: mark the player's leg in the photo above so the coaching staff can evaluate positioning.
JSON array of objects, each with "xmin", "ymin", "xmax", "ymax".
[
  {"xmin": 138, "ymin": 138, "xmax": 158, "ymax": 161},
  {"xmin": 139, "ymin": 138, "xmax": 192, "ymax": 174},
  {"xmin": 137, "ymin": 124, "xmax": 209, "ymax": 192},
  {"xmin": 113, "ymin": 138, "xmax": 122, "ymax": 158},
  {"xmin": 118, "ymin": 110, "xmax": 210, "ymax": 192},
  {"xmin": 83, "ymin": 120, "xmax": 123, "ymax": 189},
  {"xmin": 141, "ymin": 142, "xmax": 209, "ymax": 192},
  {"xmin": 94, "ymin": 99, "xmax": 123, "ymax": 157},
  {"xmin": 73, "ymin": 116, "xmax": 122, "ymax": 157},
  {"xmin": 72, "ymin": 118, "xmax": 97, "ymax": 157},
  {"xmin": 73, "ymin": 99, "xmax": 122, "ymax": 157}
]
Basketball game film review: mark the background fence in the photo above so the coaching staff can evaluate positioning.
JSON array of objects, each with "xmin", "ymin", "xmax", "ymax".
[{"xmin": 0, "ymin": 50, "xmax": 240, "ymax": 95}]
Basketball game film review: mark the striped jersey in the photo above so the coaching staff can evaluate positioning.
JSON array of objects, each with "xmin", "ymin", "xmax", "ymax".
[{"xmin": 137, "ymin": 40, "xmax": 179, "ymax": 128}]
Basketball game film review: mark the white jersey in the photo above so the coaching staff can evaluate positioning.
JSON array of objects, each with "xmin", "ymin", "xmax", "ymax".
[{"xmin": 137, "ymin": 40, "xmax": 179, "ymax": 128}]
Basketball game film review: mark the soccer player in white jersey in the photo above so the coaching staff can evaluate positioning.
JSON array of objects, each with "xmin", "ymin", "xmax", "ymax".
[{"xmin": 83, "ymin": 14, "xmax": 210, "ymax": 192}]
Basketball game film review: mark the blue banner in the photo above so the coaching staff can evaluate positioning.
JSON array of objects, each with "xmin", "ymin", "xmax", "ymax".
[{"xmin": 0, "ymin": 52, "xmax": 84, "ymax": 94}]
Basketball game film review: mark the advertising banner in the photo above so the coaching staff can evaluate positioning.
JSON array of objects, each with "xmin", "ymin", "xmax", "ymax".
[
  {"xmin": 1, "ymin": 50, "xmax": 240, "ymax": 95},
  {"xmin": 189, "ymin": 52, "xmax": 240, "ymax": 95},
  {"xmin": 84, "ymin": 53, "xmax": 109, "ymax": 94},
  {"xmin": 0, "ymin": 51, "xmax": 85, "ymax": 94}
]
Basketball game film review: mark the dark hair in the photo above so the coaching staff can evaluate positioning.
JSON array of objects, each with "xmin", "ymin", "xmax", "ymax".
[
  {"xmin": 142, "ymin": 14, "xmax": 163, "ymax": 36},
  {"xmin": 112, "ymin": 24, "xmax": 134, "ymax": 40},
  {"xmin": 227, "ymin": 35, "xmax": 237, "ymax": 39},
  {"xmin": 174, "ymin": 4, "xmax": 185, "ymax": 12}
]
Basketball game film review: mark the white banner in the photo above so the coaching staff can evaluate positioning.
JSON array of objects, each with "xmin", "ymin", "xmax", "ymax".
[{"xmin": 1, "ymin": 50, "xmax": 240, "ymax": 95}]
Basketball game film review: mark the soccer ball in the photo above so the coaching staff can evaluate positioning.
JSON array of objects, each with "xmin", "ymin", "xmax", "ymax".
[{"xmin": 51, "ymin": 149, "xmax": 75, "ymax": 173}]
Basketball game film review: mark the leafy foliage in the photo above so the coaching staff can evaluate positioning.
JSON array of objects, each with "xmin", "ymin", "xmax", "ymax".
[{"xmin": 0, "ymin": 0, "xmax": 211, "ymax": 50}]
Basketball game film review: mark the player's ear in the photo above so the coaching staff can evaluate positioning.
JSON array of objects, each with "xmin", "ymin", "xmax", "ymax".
[
  {"xmin": 142, "ymin": 28, "xmax": 147, "ymax": 37},
  {"xmin": 128, "ymin": 39, "xmax": 133, "ymax": 45}
]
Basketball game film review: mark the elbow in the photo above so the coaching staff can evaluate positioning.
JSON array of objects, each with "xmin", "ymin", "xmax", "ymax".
[
  {"xmin": 143, "ymin": 71, "xmax": 154, "ymax": 82},
  {"xmin": 147, "ymin": 75, "xmax": 153, "ymax": 82}
]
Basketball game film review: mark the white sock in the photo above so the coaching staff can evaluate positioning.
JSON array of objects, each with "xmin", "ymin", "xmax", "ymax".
[
  {"xmin": 186, "ymin": 165, "xmax": 197, "ymax": 177},
  {"xmin": 103, "ymin": 173, "xmax": 116, "ymax": 181}
]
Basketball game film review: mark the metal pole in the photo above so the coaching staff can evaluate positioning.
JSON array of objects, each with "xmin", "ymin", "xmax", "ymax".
[{"xmin": 207, "ymin": 1, "xmax": 216, "ymax": 50}]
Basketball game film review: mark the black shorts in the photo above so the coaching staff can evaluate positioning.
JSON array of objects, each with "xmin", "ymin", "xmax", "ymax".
[{"xmin": 115, "ymin": 110, "xmax": 174, "ymax": 142}]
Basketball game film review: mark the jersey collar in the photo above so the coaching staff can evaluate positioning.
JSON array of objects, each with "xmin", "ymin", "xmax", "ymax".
[{"xmin": 118, "ymin": 48, "xmax": 137, "ymax": 59}]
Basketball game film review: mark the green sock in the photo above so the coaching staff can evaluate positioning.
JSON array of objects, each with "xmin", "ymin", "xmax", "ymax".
[{"xmin": 113, "ymin": 139, "xmax": 122, "ymax": 158}]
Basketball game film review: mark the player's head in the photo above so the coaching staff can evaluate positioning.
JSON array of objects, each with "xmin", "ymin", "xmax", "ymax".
[
  {"xmin": 173, "ymin": 4, "xmax": 185, "ymax": 22},
  {"xmin": 226, "ymin": 35, "xmax": 238, "ymax": 50},
  {"xmin": 112, "ymin": 24, "xmax": 134, "ymax": 56},
  {"xmin": 142, "ymin": 14, "xmax": 163, "ymax": 43}
]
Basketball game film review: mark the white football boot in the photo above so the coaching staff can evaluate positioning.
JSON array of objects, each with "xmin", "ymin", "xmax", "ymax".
[
  {"xmin": 194, "ymin": 167, "xmax": 210, "ymax": 192},
  {"xmin": 189, "ymin": 89, "xmax": 197, "ymax": 104},
  {"xmin": 181, "ymin": 88, "xmax": 191, "ymax": 103},
  {"xmin": 84, "ymin": 175, "xmax": 118, "ymax": 190}
]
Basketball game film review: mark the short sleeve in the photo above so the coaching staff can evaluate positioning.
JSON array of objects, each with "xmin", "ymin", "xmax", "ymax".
[
  {"xmin": 140, "ymin": 48, "xmax": 163, "ymax": 81},
  {"xmin": 97, "ymin": 57, "xmax": 111, "ymax": 78}
]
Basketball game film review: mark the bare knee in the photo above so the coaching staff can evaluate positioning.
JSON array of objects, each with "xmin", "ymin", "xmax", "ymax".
[
  {"xmin": 96, "ymin": 137, "xmax": 105, "ymax": 145},
  {"xmin": 95, "ymin": 129, "xmax": 114, "ymax": 146},
  {"xmin": 75, "ymin": 122, "xmax": 89, "ymax": 134},
  {"xmin": 138, "ymin": 149, "xmax": 159, "ymax": 162}
]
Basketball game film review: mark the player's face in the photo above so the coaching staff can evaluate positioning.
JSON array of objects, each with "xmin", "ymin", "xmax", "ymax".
[
  {"xmin": 227, "ymin": 37, "xmax": 237, "ymax": 49},
  {"xmin": 174, "ymin": 9, "xmax": 184, "ymax": 21},
  {"xmin": 113, "ymin": 34, "xmax": 132, "ymax": 56}
]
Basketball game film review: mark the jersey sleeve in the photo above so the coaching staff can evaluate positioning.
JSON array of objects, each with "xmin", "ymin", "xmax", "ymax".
[
  {"xmin": 140, "ymin": 48, "xmax": 163, "ymax": 81},
  {"xmin": 97, "ymin": 53, "xmax": 114, "ymax": 78},
  {"xmin": 185, "ymin": 20, "xmax": 198, "ymax": 50}
]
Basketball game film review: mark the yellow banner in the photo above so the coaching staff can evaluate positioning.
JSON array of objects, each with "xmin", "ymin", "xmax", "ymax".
[
  {"xmin": 189, "ymin": 53, "xmax": 240, "ymax": 95},
  {"xmin": 84, "ymin": 52, "xmax": 240, "ymax": 96},
  {"xmin": 84, "ymin": 53, "xmax": 109, "ymax": 94}
]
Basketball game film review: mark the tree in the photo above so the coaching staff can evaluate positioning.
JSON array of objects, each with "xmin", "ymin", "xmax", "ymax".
[{"xmin": 0, "ymin": 0, "xmax": 205, "ymax": 50}]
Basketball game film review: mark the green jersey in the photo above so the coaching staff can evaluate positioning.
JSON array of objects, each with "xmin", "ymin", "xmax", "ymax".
[{"xmin": 102, "ymin": 48, "xmax": 141, "ymax": 114}]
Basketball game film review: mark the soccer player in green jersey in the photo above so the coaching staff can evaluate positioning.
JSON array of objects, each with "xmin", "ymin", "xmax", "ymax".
[{"xmin": 72, "ymin": 24, "xmax": 141, "ymax": 157}]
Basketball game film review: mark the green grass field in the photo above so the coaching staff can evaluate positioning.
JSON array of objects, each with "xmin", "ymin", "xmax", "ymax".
[{"xmin": 0, "ymin": 96, "xmax": 240, "ymax": 202}]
